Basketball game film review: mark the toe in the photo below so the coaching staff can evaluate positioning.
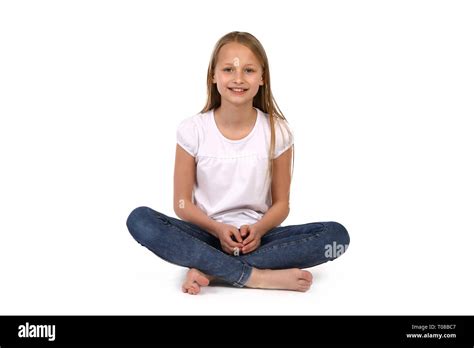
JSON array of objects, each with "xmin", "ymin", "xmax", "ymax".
[
  {"xmin": 182, "ymin": 283, "xmax": 193, "ymax": 293},
  {"xmin": 195, "ymin": 275, "xmax": 210, "ymax": 286},
  {"xmin": 297, "ymin": 279, "xmax": 310, "ymax": 286},
  {"xmin": 301, "ymin": 270, "xmax": 313, "ymax": 283},
  {"xmin": 191, "ymin": 283, "xmax": 201, "ymax": 294},
  {"xmin": 298, "ymin": 282, "xmax": 311, "ymax": 292},
  {"xmin": 297, "ymin": 278, "xmax": 312, "ymax": 292}
]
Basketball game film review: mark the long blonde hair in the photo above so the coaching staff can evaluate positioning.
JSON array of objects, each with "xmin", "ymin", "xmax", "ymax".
[{"xmin": 200, "ymin": 31, "xmax": 294, "ymax": 192}]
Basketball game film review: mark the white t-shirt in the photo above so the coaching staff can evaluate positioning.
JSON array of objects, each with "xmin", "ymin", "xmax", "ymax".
[{"xmin": 176, "ymin": 107, "xmax": 294, "ymax": 229}]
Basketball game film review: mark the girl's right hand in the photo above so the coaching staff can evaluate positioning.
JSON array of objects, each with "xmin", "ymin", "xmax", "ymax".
[{"xmin": 214, "ymin": 222, "xmax": 244, "ymax": 255}]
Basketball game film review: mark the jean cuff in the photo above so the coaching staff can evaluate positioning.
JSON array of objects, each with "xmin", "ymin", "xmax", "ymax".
[{"xmin": 233, "ymin": 263, "xmax": 253, "ymax": 288}]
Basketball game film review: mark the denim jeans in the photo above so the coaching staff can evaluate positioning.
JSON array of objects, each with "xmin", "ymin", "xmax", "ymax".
[{"xmin": 126, "ymin": 206, "xmax": 350, "ymax": 287}]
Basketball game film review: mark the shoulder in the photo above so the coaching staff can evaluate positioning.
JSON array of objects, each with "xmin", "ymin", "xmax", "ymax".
[
  {"xmin": 258, "ymin": 108, "xmax": 292, "ymax": 129},
  {"xmin": 176, "ymin": 110, "xmax": 212, "ymax": 157},
  {"xmin": 257, "ymin": 108, "xmax": 294, "ymax": 159},
  {"xmin": 176, "ymin": 110, "xmax": 213, "ymax": 137},
  {"xmin": 258, "ymin": 109, "xmax": 293, "ymax": 140},
  {"xmin": 177, "ymin": 110, "xmax": 208, "ymax": 128}
]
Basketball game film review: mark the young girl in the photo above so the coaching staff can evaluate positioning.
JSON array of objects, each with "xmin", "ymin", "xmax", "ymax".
[{"xmin": 126, "ymin": 31, "xmax": 350, "ymax": 294}]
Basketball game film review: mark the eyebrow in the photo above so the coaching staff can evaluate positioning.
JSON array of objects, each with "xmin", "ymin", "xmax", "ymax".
[{"xmin": 222, "ymin": 62, "xmax": 257, "ymax": 67}]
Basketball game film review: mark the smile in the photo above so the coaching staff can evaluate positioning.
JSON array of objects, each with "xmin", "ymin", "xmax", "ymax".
[{"xmin": 228, "ymin": 87, "xmax": 248, "ymax": 93}]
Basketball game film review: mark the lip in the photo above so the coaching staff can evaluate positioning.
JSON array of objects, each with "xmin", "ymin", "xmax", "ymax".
[{"xmin": 228, "ymin": 87, "xmax": 248, "ymax": 95}]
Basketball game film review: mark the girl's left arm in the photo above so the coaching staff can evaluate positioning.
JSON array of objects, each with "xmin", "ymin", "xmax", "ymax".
[{"xmin": 253, "ymin": 146, "xmax": 293, "ymax": 236}]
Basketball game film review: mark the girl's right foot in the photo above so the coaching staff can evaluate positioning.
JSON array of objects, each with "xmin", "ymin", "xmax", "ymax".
[
  {"xmin": 181, "ymin": 268, "xmax": 214, "ymax": 295},
  {"xmin": 245, "ymin": 268, "xmax": 313, "ymax": 292}
]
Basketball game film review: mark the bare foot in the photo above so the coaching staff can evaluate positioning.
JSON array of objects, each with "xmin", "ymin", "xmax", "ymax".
[
  {"xmin": 245, "ymin": 268, "xmax": 313, "ymax": 292},
  {"xmin": 181, "ymin": 268, "xmax": 214, "ymax": 295}
]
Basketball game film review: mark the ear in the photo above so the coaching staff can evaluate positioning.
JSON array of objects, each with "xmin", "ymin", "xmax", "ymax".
[
  {"xmin": 212, "ymin": 74, "xmax": 216, "ymax": 84},
  {"xmin": 259, "ymin": 76, "xmax": 264, "ymax": 86}
]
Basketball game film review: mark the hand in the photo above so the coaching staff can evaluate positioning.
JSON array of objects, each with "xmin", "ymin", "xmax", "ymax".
[
  {"xmin": 214, "ymin": 222, "xmax": 244, "ymax": 255},
  {"xmin": 239, "ymin": 224, "xmax": 263, "ymax": 254}
]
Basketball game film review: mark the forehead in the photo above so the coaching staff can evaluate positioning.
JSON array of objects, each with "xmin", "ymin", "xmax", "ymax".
[{"xmin": 217, "ymin": 42, "xmax": 260, "ymax": 65}]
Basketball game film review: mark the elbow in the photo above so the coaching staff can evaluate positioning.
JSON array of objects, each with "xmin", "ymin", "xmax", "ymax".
[
  {"xmin": 174, "ymin": 208, "xmax": 187, "ymax": 221},
  {"xmin": 174, "ymin": 198, "xmax": 189, "ymax": 219},
  {"xmin": 285, "ymin": 201, "xmax": 290, "ymax": 219},
  {"xmin": 174, "ymin": 205, "xmax": 184, "ymax": 219},
  {"xmin": 173, "ymin": 201, "xmax": 181, "ymax": 218}
]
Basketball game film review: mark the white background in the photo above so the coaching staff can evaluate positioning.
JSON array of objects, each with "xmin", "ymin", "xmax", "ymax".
[{"xmin": 1, "ymin": 0, "xmax": 473, "ymax": 315}]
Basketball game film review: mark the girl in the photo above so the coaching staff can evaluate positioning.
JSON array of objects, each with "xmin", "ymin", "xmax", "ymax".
[{"xmin": 126, "ymin": 31, "xmax": 350, "ymax": 294}]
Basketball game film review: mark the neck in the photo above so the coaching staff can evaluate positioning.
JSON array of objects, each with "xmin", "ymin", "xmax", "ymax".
[{"xmin": 215, "ymin": 100, "xmax": 256, "ymax": 128}]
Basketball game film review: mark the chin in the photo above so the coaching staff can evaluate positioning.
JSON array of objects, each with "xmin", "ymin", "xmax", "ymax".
[{"xmin": 225, "ymin": 99, "xmax": 253, "ymax": 107}]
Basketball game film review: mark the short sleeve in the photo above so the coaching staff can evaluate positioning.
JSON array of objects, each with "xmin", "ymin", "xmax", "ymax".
[
  {"xmin": 176, "ymin": 117, "xmax": 199, "ymax": 157},
  {"xmin": 273, "ymin": 118, "xmax": 294, "ymax": 159}
]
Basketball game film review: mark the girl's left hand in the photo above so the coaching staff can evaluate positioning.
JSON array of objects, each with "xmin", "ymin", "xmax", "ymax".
[{"xmin": 239, "ymin": 224, "xmax": 263, "ymax": 254}]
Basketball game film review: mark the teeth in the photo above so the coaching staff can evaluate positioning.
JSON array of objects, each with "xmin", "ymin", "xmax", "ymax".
[{"xmin": 231, "ymin": 88, "xmax": 245, "ymax": 92}]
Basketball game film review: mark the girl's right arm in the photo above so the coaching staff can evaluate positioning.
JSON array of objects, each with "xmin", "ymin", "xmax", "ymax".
[
  {"xmin": 173, "ymin": 144, "xmax": 243, "ymax": 253},
  {"xmin": 173, "ymin": 144, "xmax": 220, "ymax": 237}
]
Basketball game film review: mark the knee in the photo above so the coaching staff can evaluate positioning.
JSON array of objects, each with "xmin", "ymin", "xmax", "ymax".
[
  {"xmin": 325, "ymin": 221, "xmax": 350, "ymax": 257},
  {"xmin": 330, "ymin": 221, "xmax": 350, "ymax": 246},
  {"xmin": 126, "ymin": 206, "xmax": 153, "ymax": 244}
]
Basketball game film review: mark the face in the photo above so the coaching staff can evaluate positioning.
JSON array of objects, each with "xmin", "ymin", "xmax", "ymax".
[{"xmin": 212, "ymin": 42, "xmax": 264, "ymax": 106}]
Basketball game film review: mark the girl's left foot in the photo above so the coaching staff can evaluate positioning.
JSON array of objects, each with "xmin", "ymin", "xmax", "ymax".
[{"xmin": 181, "ymin": 268, "xmax": 214, "ymax": 295}]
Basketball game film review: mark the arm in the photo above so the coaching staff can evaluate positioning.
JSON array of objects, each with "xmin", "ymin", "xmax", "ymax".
[
  {"xmin": 253, "ymin": 145, "xmax": 293, "ymax": 236},
  {"xmin": 240, "ymin": 145, "xmax": 293, "ymax": 254},
  {"xmin": 173, "ymin": 144, "xmax": 220, "ymax": 238},
  {"xmin": 174, "ymin": 144, "xmax": 244, "ymax": 253}
]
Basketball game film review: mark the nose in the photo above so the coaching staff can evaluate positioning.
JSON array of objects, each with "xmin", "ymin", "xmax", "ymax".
[{"xmin": 233, "ymin": 69, "xmax": 244, "ymax": 83}]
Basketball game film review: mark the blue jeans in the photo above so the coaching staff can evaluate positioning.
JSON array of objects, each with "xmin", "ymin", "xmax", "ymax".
[{"xmin": 126, "ymin": 206, "xmax": 350, "ymax": 287}]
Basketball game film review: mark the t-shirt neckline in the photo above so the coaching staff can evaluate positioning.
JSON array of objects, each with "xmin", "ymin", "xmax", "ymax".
[{"xmin": 211, "ymin": 107, "xmax": 260, "ymax": 144}]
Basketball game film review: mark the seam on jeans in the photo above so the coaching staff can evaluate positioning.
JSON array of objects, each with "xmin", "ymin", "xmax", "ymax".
[
  {"xmin": 147, "ymin": 207, "xmax": 214, "ymax": 242},
  {"xmin": 142, "ymin": 207, "xmax": 228, "ymax": 260},
  {"xmin": 234, "ymin": 264, "xmax": 248, "ymax": 287},
  {"xmin": 252, "ymin": 235, "xmax": 318, "ymax": 256},
  {"xmin": 166, "ymin": 221, "xmax": 251, "ymax": 274},
  {"xmin": 171, "ymin": 218, "xmax": 210, "ymax": 236},
  {"xmin": 174, "ymin": 221, "xmax": 214, "ymax": 240},
  {"xmin": 167, "ymin": 223, "xmax": 231, "ymax": 257},
  {"xmin": 264, "ymin": 222, "xmax": 325, "ymax": 239},
  {"xmin": 250, "ymin": 224, "xmax": 329, "ymax": 257},
  {"xmin": 139, "ymin": 208, "xmax": 237, "ymax": 269}
]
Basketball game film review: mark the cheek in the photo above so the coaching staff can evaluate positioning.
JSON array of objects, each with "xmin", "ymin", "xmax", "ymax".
[
  {"xmin": 250, "ymin": 80, "xmax": 263, "ymax": 92},
  {"xmin": 215, "ymin": 81, "xmax": 228, "ymax": 94},
  {"xmin": 250, "ymin": 76, "xmax": 263, "ymax": 86},
  {"xmin": 215, "ymin": 75, "xmax": 230, "ymax": 87}
]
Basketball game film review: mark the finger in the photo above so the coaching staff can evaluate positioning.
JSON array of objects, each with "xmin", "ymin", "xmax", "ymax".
[
  {"xmin": 240, "ymin": 225, "xmax": 249, "ymax": 238},
  {"xmin": 225, "ymin": 235, "xmax": 243, "ymax": 249},
  {"xmin": 224, "ymin": 240, "xmax": 242, "ymax": 255},
  {"xmin": 227, "ymin": 233, "xmax": 243, "ymax": 247},
  {"xmin": 231, "ymin": 229, "xmax": 243, "ymax": 243},
  {"xmin": 242, "ymin": 240, "xmax": 257, "ymax": 253},
  {"xmin": 243, "ymin": 233, "xmax": 255, "ymax": 245},
  {"xmin": 222, "ymin": 244, "xmax": 232, "ymax": 255},
  {"xmin": 242, "ymin": 245, "xmax": 255, "ymax": 254}
]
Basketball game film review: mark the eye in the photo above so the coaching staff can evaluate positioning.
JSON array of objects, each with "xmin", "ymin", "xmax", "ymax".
[
  {"xmin": 245, "ymin": 68, "xmax": 255, "ymax": 73},
  {"xmin": 223, "ymin": 67, "xmax": 233, "ymax": 72}
]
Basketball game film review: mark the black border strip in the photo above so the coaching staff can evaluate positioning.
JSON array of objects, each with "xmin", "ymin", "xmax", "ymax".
[{"xmin": 0, "ymin": 315, "xmax": 473, "ymax": 346}]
